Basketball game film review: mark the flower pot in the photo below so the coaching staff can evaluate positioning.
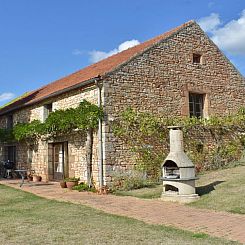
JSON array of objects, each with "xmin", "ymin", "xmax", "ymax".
[
  {"xmin": 66, "ymin": 181, "xmax": 78, "ymax": 190},
  {"xmin": 27, "ymin": 176, "xmax": 33, "ymax": 181},
  {"xmin": 60, "ymin": 181, "xmax": 67, "ymax": 188},
  {"xmin": 33, "ymin": 175, "xmax": 42, "ymax": 182}
]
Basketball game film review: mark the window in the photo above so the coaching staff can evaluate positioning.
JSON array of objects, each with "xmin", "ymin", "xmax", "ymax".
[
  {"xmin": 4, "ymin": 146, "xmax": 16, "ymax": 163},
  {"xmin": 189, "ymin": 93, "xmax": 204, "ymax": 118},
  {"xmin": 46, "ymin": 103, "xmax": 53, "ymax": 114},
  {"xmin": 7, "ymin": 115, "xmax": 13, "ymax": 129},
  {"xmin": 193, "ymin": 53, "xmax": 202, "ymax": 64},
  {"xmin": 43, "ymin": 103, "xmax": 53, "ymax": 121},
  {"xmin": 27, "ymin": 148, "xmax": 33, "ymax": 164}
]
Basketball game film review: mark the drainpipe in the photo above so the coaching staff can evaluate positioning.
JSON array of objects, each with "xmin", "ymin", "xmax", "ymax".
[{"xmin": 95, "ymin": 78, "xmax": 103, "ymax": 189}]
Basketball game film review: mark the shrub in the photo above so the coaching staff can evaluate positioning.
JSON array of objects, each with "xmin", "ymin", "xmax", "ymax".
[
  {"xmin": 64, "ymin": 177, "xmax": 80, "ymax": 182},
  {"xmin": 72, "ymin": 182, "xmax": 96, "ymax": 192},
  {"xmin": 110, "ymin": 169, "xmax": 149, "ymax": 191}
]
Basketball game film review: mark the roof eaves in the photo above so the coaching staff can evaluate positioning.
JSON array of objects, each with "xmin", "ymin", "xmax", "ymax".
[
  {"xmin": 0, "ymin": 20, "xmax": 196, "ymax": 116},
  {"xmin": 0, "ymin": 77, "xmax": 99, "ymax": 116}
]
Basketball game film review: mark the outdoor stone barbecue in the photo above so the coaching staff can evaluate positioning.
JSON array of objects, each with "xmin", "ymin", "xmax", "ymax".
[{"xmin": 161, "ymin": 126, "xmax": 199, "ymax": 203}]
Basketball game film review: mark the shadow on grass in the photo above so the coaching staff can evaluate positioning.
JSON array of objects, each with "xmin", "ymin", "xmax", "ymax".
[
  {"xmin": 196, "ymin": 181, "xmax": 224, "ymax": 196},
  {"xmin": 144, "ymin": 183, "xmax": 161, "ymax": 189}
]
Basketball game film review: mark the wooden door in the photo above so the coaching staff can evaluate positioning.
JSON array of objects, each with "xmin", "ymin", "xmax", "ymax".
[{"xmin": 53, "ymin": 143, "xmax": 65, "ymax": 180}]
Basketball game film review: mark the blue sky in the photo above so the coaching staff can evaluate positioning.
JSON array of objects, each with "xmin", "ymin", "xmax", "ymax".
[{"xmin": 0, "ymin": 0, "xmax": 245, "ymax": 106}]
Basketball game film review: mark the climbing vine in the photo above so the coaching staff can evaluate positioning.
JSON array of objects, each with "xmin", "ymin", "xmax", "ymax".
[
  {"xmin": 0, "ymin": 100, "xmax": 103, "ymax": 143},
  {"xmin": 0, "ymin": 128, "xmax": 14, "ymax": 143},
  {"xmin": 44, "ymin": 100, "xmax": 103, "ymax": 138},
  {"xmin": 13, "ymin": 120, "xmax": 44, "ymax": 142},
  {"xmin": 113, "ymin": 107, "xmax": 245, "ymax": 178},
  {"xmin": 0, "ymin": 100, "xmax": 102, "ymax": 187}
]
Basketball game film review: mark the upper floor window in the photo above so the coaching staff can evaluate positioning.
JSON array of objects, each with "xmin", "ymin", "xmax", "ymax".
[
  {"xmin": 189, "ymin": 93, "xmax": 204, "ymax": 118},
  {"xmin": 193, "ymin": 53, "xmax": 202, "ymax": 64},
  {"xmin": 7, "ymin": 115, "xmax": 13, "ymax": 129},
  {"xmin": 43, "ymin": 103, "xmax": 53, "ymax": 121},
  {"xmin": 46, "ymin": 103, "xmax": 53, "ymax": 114}
]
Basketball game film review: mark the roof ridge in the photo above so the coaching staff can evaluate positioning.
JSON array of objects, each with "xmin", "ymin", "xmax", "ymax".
[
  {"xmin": 35, "ymin": 20, "xmax": 195, "ymax": 91},
  {"xmin": 0, "ymin": 20, "xmax": 196, "ymax": 115},
  {"xmin": 101, "ymin": 20, "xmax": 196, "ymax": 77},
  {"xmin": 96, "ymin": 20, "xmax": 195, "ymax": 72}
]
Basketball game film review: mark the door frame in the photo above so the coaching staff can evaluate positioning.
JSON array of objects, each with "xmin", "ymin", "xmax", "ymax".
[
  {"xmin": 4, "ymin": 145, "xmax": 16, "ymax": 164},
  {"xmin": 49, "ymin": 142, "xmax": 68, "ymax": 181}
]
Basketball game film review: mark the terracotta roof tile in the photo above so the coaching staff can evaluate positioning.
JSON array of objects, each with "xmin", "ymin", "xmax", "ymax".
[{"xmin": 0, "ymin": 20, "xmax": 195, "ymax": 115}]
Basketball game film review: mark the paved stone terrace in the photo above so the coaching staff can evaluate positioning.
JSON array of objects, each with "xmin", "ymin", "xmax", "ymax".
[{"xmin": 1, "ymin": 179, "xmax": 245, "ymax": 244}]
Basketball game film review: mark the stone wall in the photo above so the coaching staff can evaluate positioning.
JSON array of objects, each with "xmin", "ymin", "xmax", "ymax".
[
  {"xmin": 0, "ymin": 86, "xmax": 99, "ymax": 183},
  {"xmin": 0, "ymin": 117, "xmax": 6, "ymax": 128},
  {"xmin": 1, "ymin": 22, "xmax": 245, "ymax": 185},
  {"xmin": 102, "ymin": 22, "xmax": 245, "ymax": 181}
]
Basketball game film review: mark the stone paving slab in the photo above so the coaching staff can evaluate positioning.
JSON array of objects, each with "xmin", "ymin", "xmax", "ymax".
[{"xmin": 1, "ymin": 180, "xmax": 245, "ymax": 244}]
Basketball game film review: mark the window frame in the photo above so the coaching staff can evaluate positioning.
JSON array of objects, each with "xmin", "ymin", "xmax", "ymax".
[
  {"xmin": 4, "ymin": 145, "xmax": 16, "ymax": 163},
  {"xmin": 6, "ymin": 114, "xmax": 13, "ymax": 129},
  {"xmin": 193, "ymin": 53, "xmax": 202, "ymax": 64},
  {"xmin": 189, "ymin": 93, "xmax": 204, "ymax": 118},
  {"xmin": 43, "ymin": 103, "xmax": 53, "ymax": 122}
]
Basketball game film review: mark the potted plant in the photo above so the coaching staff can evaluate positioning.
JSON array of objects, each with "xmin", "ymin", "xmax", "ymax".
[
  {"xmin": 27, "ymin": 174, "xmax": 33, "ymax": 182},
  {"xmin": 27, "ymin": 169, "xmax": 35, "ymax": 182},
  {"xmin": 64, "ymin": 177, "xmax": 79, "ymax": 190},
  {"xmin": 60, "ymin": 179, "xmax": 67, "ymax": 188},
  {"xmin": 33, "ymin": 175, "xmax": 42, "ymax": 182}
]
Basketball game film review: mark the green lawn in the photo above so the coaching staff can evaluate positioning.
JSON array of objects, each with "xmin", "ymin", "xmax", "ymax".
[
  {"xmin": 189, "ymin": 165, "xmax": 245, "ymax": 214},
  {"xmin": 114, "ymin": 183, "xmax": 163, "ymax": 199},
  {"xmin": 0, "ymin": 185, "xmax": 237, "ymax": 245},
  {"xmin": 114, "ymin": 166, "xmax": 245, "ymax": 214}
]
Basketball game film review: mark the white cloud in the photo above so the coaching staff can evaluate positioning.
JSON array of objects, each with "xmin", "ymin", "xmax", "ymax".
[
  {"xmin": 211, "ymin": 10, "xmax": 245, "ymax": 55},
  {"xmin": 198, "ymin": 10, "xmax": 245, "ymax": 56},
  {"xmin": 88, "ymin": 39, "xmax": 140, "ymax": 63},
  {"xmin": 117, "ymin": 40, "xmax": 140, "ymax": 52},
  {"xmin": 0, "ymin": 92, "xmax": 15, "ymax": 102},
  {"xmin": 198, "ymin": 13, "xmax": 221, "ymax": 32}
]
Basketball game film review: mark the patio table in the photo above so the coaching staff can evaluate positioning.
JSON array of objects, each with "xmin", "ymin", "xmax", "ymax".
[{"xmin": 15, "ymin": 169, "xmax": 28, "ymax": 187}]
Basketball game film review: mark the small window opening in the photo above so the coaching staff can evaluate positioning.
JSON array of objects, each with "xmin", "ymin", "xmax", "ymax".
[
  {"xmin": 196, "ymin": 143, "xmax": 204, "ymax": 153},
  {"xmin": 46, "ymin": 103, "xmax": 53, "ymax": 114},
  {"xmin": 193, "ymin": 53, "xmax": 202, "ymax": 64},
  {"xmin": 7, "ymin": 115, "xmax": 13, "ymax": 129},
  {"xmin": 43, "ymin": 103, "xmax": 53, "ymax": 121},
  {"xmin": 189, "ymin": 93, "xmax": 204, "ymax": 118}
]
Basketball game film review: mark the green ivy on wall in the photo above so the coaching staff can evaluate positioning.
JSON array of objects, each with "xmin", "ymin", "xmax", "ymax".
[
  {"xmin": 0, "ymin": 128, "xmax": 14, "ymax": 143},
  {"xmin": 113, "ymin": 107, "xmax": 245, "ymax": 178},
  {"xmin": 0, "ymin": 100, "xmax": 103, "ymax": 143}
]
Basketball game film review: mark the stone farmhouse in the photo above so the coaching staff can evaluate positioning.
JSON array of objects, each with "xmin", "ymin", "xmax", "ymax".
[{"xmin": 0, "ymin": 20, "xmax": 245, "ymax": 187}]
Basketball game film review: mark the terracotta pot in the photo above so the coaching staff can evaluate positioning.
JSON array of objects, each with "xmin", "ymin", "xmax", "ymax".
[
  {"xmin": 60, "ymin": 181, "xmax": 67, "ymax": 188},
  {"xmin": 27, "ymin": 176, "xmax": 33, "ymax": 181},
  {"xmin": 66, "ymin": 181, "xmax": 78, "ymax": 190},
  {"xmin": 33, "ymin": 175, "xmax": 42, "ymax": 182}
]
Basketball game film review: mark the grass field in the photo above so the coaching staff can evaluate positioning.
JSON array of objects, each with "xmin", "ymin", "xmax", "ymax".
[
  {"xmin": 0, "ymin": 184, "xmax": 237, "ymax": 245},
  {"xmin": 114, "ymin": 166, "xmax": 245, "ymax": 214},
  {"xmin": 189, "ymin": 165, "xmax": 245, "ymax": 213}
]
